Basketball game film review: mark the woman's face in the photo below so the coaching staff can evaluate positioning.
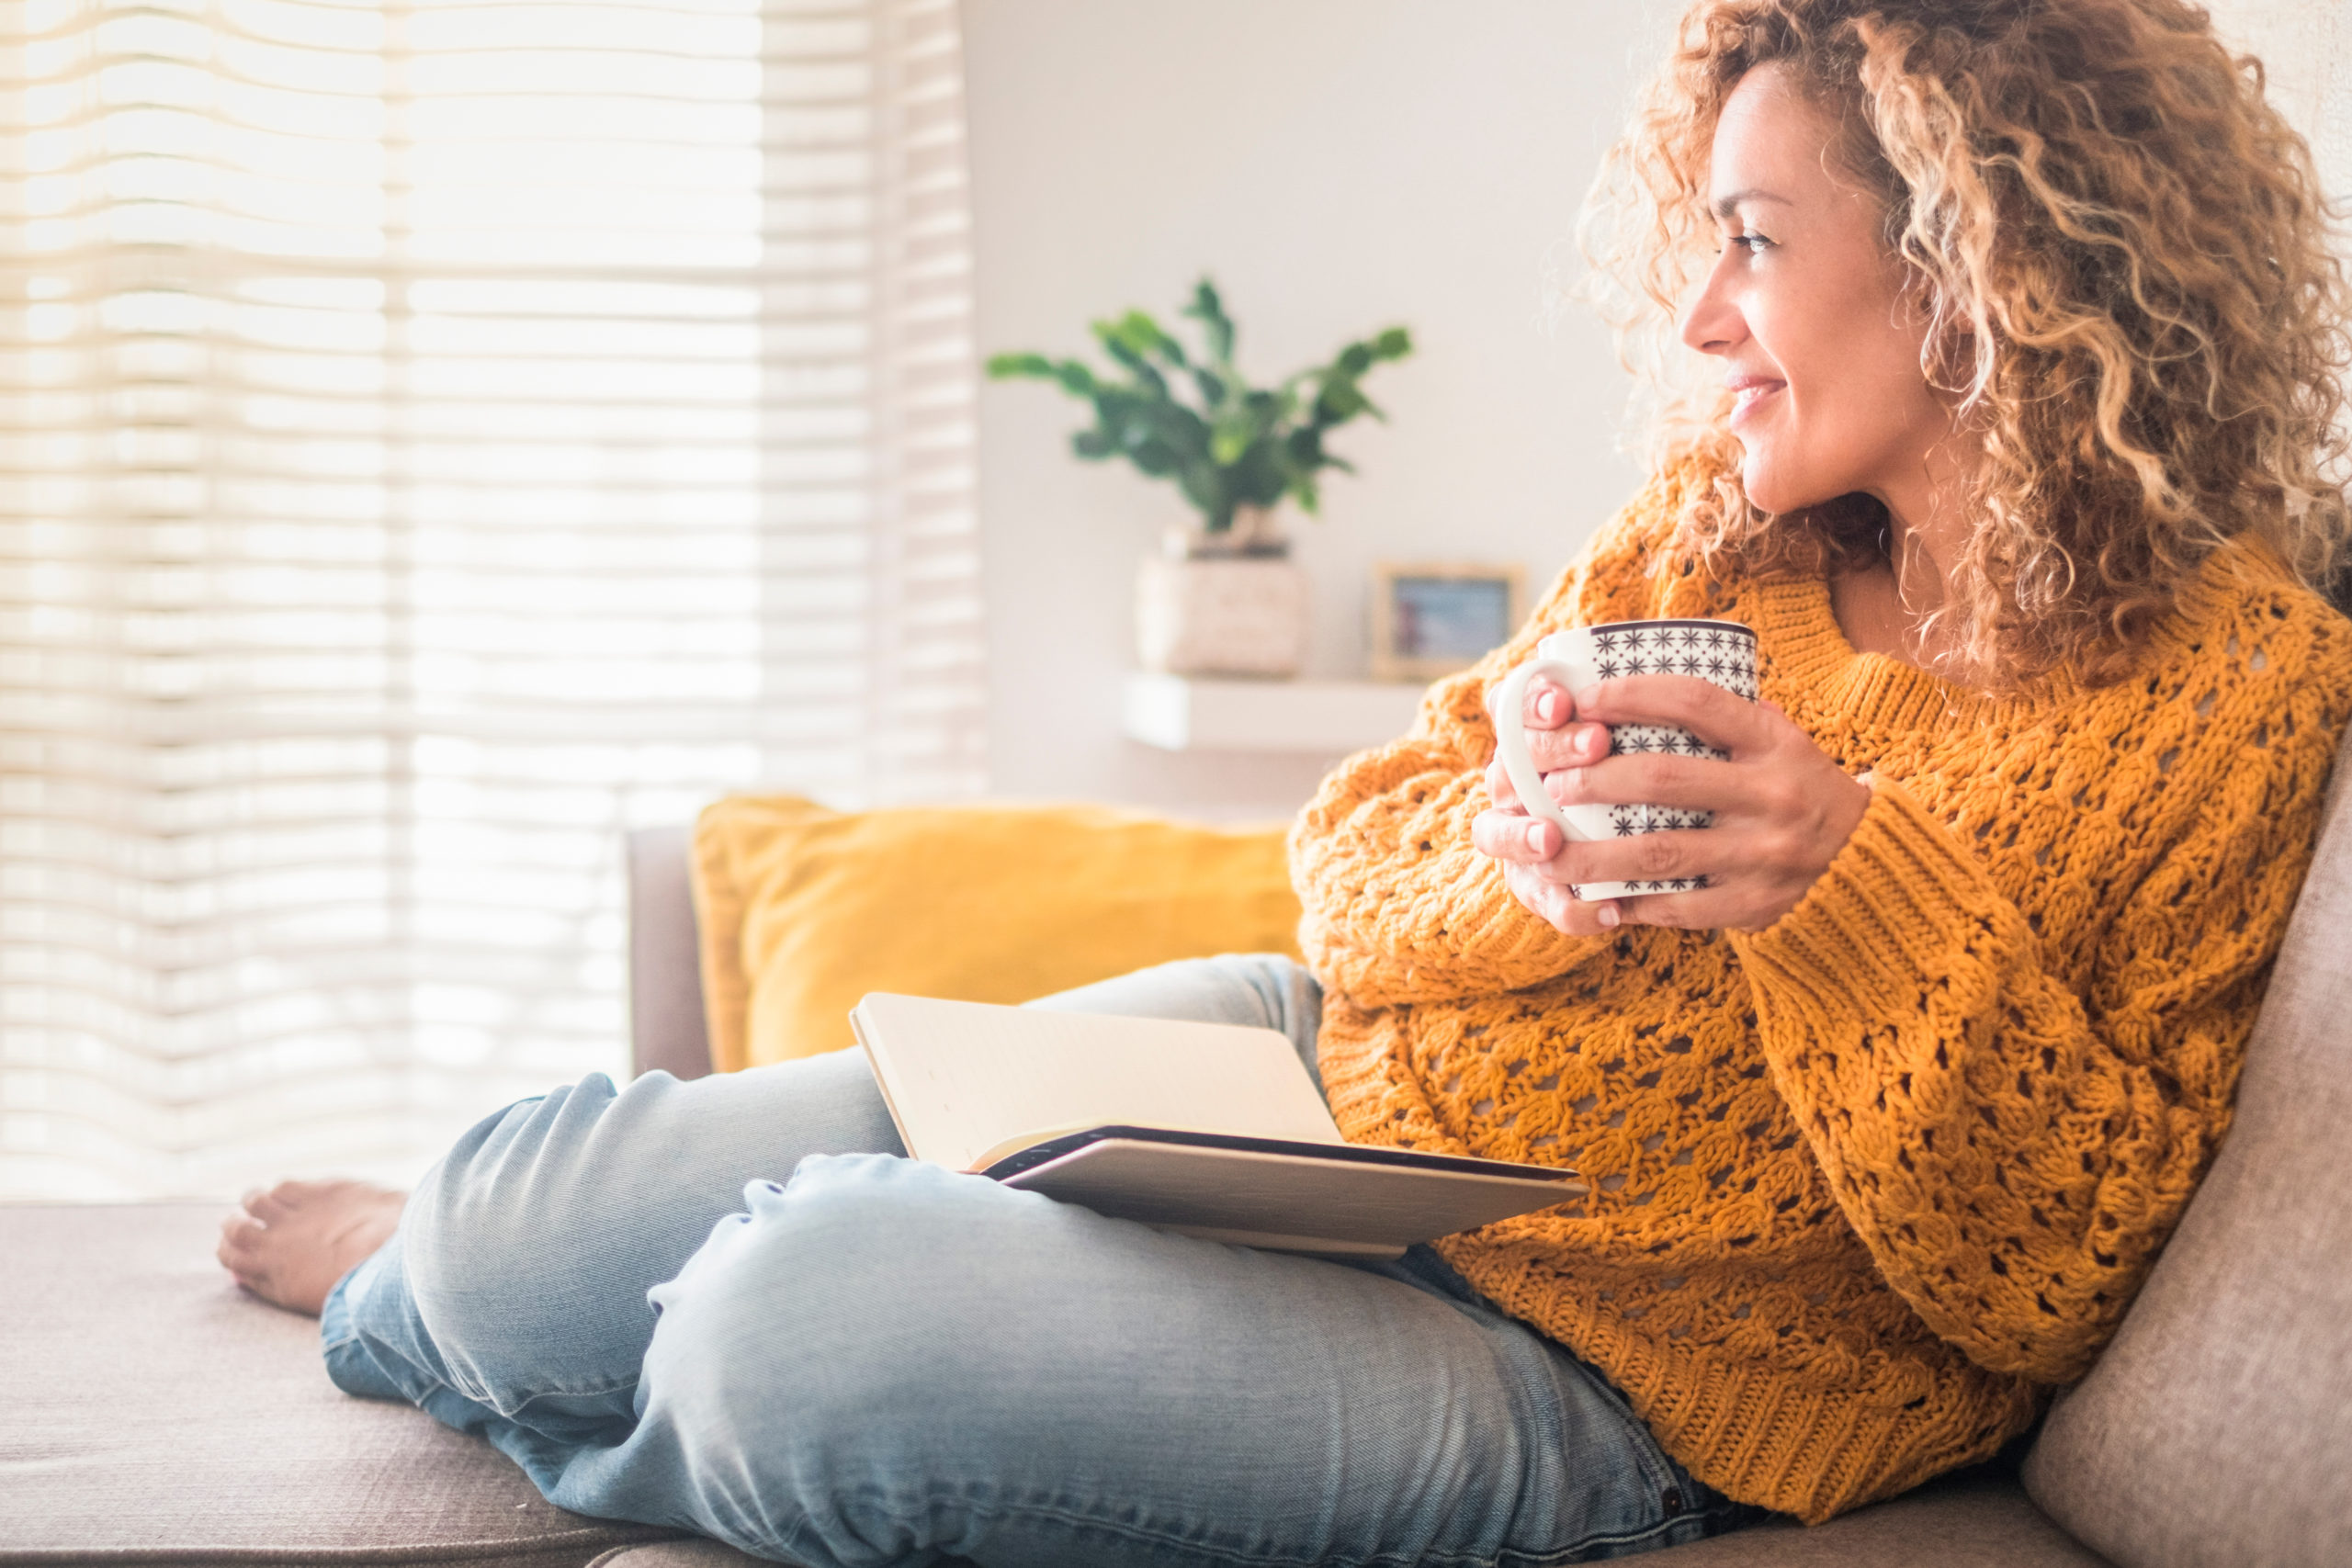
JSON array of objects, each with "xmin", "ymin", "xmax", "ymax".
[{"xmin": 1680, "ymin": 65, "xmax": 1951, "ymax": 519}]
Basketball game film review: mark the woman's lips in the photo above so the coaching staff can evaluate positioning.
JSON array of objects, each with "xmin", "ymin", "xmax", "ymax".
[{"xmin": 1726, "ymin": 378, "xmax": 1785, "ymax": 427}]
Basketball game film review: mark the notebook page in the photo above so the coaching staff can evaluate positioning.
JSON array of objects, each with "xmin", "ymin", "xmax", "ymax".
[{"xmin": 851, "ymin": 993, "xmax": 1343, "ymax": 1172}]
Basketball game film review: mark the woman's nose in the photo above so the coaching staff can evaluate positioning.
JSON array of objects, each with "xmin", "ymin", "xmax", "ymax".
[{"xmin": 1679, "ymin": 257, "xmax": 1746, "ymax": 356}]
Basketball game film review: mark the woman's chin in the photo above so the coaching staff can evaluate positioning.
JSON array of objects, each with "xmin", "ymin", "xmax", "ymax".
[
  {"xmin": 1736, "ymin": 453, "xmax": 1845, "ymax": 519},
  {"xmin": 1738, "ymin": 458, "xmax": 1805, "ymax": 516}
]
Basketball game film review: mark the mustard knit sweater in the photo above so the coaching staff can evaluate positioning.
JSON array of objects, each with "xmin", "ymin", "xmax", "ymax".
[{"xmin": 1289, "ymin": 472, "xmax": 2352, "ymax": 1525}]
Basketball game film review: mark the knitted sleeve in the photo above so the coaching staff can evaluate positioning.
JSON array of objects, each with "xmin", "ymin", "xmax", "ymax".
[
  {"xmin": 1729, "ymin": 662, "xmax": 2347, "ymax": 1385},
  {"xmin": 1287, "ymin": 484, "xmax": 1677, "ymax": 1009}
]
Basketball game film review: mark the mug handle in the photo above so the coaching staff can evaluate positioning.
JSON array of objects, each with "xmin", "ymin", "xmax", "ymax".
[{"xmin": 1489, "ymin": 657, "xmax": 1592, "ymax": 844}]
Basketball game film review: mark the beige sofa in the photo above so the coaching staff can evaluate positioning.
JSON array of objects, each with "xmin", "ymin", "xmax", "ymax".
[{"xmin": 9, "ymin": 735, "xmax": 2350, "ymax": 1567}]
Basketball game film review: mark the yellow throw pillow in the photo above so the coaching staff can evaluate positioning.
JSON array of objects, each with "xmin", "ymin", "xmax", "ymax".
[{"xmin": 690, "ymin": 795, "xmax": 1304, "ymax": 1072}]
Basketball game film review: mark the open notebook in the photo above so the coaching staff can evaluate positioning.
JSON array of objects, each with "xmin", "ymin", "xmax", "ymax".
[{"xmin": 849, "ymin": 992, "xmax": 1583, "ymax": 1260}]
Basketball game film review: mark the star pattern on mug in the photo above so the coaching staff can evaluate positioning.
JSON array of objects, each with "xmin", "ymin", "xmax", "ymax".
[
  {"xmin": 1609, "ymin": 724, "xmax": 1732, "ymax": 762},
  {"xmin": 1606, "ymin": 803, "xmax": 1716, "ymax": 836},
  {"xmin": 1585, "ymin": 622, "xmax": 1760, "ymax": 702},
  {"xmin": 1566, "ymin": 874, "xmax": 1710, "ymax": 898}
]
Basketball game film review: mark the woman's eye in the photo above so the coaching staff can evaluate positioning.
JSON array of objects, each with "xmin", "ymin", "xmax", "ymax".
[{"xmin": 1729, "ymin": 231, "xmax": 1772, "ymax": 253}]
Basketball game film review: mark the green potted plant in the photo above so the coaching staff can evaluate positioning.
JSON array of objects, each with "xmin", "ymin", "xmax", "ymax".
[{"xmin": 988, "ymin": 277, "xmax": 1412, "ymax": 677}]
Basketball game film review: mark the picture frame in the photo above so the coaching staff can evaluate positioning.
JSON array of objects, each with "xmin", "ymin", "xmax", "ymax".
[{"xmin": 1369, "ymin": 560, "xmax": 1527, "ymax": 682}]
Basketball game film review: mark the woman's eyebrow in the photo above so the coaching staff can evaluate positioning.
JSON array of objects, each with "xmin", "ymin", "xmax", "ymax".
[{"xmin": 1710, "ymin": 188, "xmax": 1794, "ymax": 220}]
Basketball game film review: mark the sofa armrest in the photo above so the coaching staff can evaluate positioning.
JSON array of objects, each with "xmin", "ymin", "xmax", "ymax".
[{"xmin": 627, "ymin": 826, "xmax": 710, "ymax": 1080}]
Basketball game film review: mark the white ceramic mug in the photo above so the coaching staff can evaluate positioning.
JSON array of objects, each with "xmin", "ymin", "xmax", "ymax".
[{"xmin": 1489, "ymin": 618, "xmax": 1759, "ymax": 900}]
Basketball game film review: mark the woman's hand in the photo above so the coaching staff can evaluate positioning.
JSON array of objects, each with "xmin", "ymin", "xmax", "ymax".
[
  {"xmin": 1472, "ymin": 672, "xmax": 1872, "ymax": 934},
  {"xmin": 1471, "ymin": 676, "xmax": 1626, "ymax": 936}
]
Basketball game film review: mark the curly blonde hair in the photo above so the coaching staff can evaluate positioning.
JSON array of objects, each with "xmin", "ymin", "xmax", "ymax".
[{"xmin": 1586, "ymin": 0, "xmax": 2352, "ymax": 684}]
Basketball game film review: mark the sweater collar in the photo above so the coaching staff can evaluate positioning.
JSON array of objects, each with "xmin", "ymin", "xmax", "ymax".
[{"xmin": 1747, "ymin": 572, "xmax": 2084, "ymax": 732}]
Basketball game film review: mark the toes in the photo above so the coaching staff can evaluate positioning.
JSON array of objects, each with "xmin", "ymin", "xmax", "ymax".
[{"xmin": 217, "ymin": 1215, "xmax": 270, "ymax": 1281}]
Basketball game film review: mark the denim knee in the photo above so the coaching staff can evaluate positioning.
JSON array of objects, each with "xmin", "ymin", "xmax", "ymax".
[
  {"xmin": 636, "ymin": 1155, "xmax": 1108, "ymax": 1561},
  {"xmin": 398, "ymin": 1077, "xmax": 628, "ymax": 1408}
]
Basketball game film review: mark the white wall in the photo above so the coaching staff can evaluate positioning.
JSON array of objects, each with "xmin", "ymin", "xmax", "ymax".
[{"xmin": 963, "ymin": 0, "xmax": 1668, "ymax": 819}]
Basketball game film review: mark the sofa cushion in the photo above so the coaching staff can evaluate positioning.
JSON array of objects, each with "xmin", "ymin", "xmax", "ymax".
[
  {"xmin": 5, "ymin": 1201, "xmax": 2109, "ymax": 1568},
  {"xmin": 2022, "ymin": 725, "xmax": 2352, "ymax": 1568},
  {"xmin": 584, "ymin": 1466, "xmax": 2112, "ymax": 1568},
  {"xmin": 691, "ymin": 794, "xmax": 1301, "ymax": 1071},
  {"xmin": 0, "ymin": 1201, "xmax": 676, "ymax": 1566}
]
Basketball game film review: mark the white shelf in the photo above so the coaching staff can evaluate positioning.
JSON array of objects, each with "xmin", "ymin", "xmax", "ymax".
[{"xmin": 1122, "ymin": 672, "xmax": 1427, "ymax": 753}]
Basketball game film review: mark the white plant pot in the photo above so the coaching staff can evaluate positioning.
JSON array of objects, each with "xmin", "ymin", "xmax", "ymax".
[{"xmin": 1136, "ymin": 513, "xmax": 1310, "ymax": 677}]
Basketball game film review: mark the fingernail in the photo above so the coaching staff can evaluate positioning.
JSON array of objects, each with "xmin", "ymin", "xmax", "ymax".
[
  {"xmin": 1598, "ymin": 902, "xmax": 1621, "ymax": 928},
  {"xmin": 1536, "ymin": 692, "xmax": 1558, "ymax": 723},
  {"xmin": 1526, "ymin": 823, "xmax": 1547, "ymax": 853}
]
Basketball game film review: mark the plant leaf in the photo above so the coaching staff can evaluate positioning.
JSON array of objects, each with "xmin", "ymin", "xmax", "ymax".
[
  {"xmin": 1182, "ymin": 277, "xmax": 1235, "ymax": 366},
  {"xmin": 1209, "ymin": 417, "xmax": 1255, "ymax": 468},
  {"xmin": 1227, "ymin": 436, "xmax": 1287, "ymax": 505},
  {"xmin": 1102, "ymin": 309, "xmax": 1190, "ymax": 369},
  {"xmin": 1095, "ymin": 330, "xmax": 1170, "ymax": 399},
  {"xmin": 1178, "ymin": 459, "xmax": 1232, "ymax": 529},
  {"xmin": 985, "ymin": 351, "xmax": 1055, "ymax": 378},
  {"xmin": 1129, "ymin": 437, "xmax": 1186, "ymax": 477},
  {"xmin": 1315, "ymin": 380, "xmax": 1368, "ymax": 423}
]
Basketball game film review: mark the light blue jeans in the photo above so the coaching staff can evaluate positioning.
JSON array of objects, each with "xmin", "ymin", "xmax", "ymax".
[{"xmin": 322, "ymin": 954, "xmax": 1770, "ymax": 1566}]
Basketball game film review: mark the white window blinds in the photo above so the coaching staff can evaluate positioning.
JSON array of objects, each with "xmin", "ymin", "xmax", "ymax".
[{"xmin": 1, "ymin": 0, "xmax": 985, "ymax": 1200}]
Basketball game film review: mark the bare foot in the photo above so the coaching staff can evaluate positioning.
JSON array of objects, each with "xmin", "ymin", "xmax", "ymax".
[{"xmin": 218, "ymin": 1179, "xmax": 407, "ymax": 1316}]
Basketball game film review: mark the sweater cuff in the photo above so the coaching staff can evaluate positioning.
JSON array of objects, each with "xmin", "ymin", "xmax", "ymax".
[{"xmin": 1732, "ymin": 774, "xmax": 2007, "ymax": 1025}]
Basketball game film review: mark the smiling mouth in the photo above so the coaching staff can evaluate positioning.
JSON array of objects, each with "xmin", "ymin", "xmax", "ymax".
[{"xmin": 1731, "ymin": 376, "xmax": 1778, "ymax": 423}]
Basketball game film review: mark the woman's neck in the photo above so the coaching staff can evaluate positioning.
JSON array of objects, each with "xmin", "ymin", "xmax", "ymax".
[
  {"xmin": 1828, "ymin": 558, "xmax": 1933, "ymax": 664},
  {"xmin": 1830, "ymin": 441, "xmax": 1975, "ymax": 673}
]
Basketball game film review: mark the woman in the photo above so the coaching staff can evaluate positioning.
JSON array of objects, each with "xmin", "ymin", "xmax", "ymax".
[{"xmin": 221, "ymin": 0, "xmax": 2352, "ymax": 1561}]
